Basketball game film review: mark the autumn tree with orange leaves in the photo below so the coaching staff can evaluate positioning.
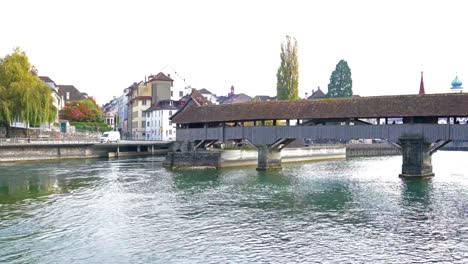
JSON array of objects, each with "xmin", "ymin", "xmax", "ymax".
[{"xmin": 60, "ymin": 97, "xmax": 103, "ymax": 122}]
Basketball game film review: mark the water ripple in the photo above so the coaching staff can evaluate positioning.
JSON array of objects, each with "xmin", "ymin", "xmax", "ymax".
[{"xmin": 0, "ymin": 153, "xmax": 467, "ymax": 263}]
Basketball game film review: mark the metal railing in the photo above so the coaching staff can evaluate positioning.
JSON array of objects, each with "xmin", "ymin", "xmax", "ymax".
[{"xmin": 0, "ymin": 138, "xmax": 98, "ymax": 145}]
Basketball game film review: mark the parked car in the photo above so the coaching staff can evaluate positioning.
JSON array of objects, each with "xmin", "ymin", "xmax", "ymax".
[{"xmin": 99, "ymin": 131, "xmax": 120, "ymax": 143}]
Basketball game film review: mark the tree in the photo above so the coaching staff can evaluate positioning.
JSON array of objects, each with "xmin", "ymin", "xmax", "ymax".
[
  {"xmin": 0, "ymin": 48, "xmax": 56, "ymax": 137},
  {"xmin": 276, "ymin": 36, "xmax": 299, "ymax": 100},
  {"xmin": 327, "ymin": 60, "xmax": 353, "ymax": 98},
  {"xmin": 59, "ymin": 97, "xmax": 103, "ymax": 122}
]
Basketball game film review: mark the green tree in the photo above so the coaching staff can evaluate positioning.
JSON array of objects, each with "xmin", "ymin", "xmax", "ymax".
[
  {"xmin": 0, "ymin": 48, "xmax": 56, "ymax": 137},
  {"xmin": 276, "ymin": 36, "xmax": 299, "ymax": 100},
  {"xmin": 81, "ymin": 97, "xmax": 103, "ymax": 122},
  {"xmin": 60, "ymin": 97, "xmax": 103, "ymax": 122},
  {"xmin": 327, "ymin": 60, "xmax": 353, "ymax": 98}
]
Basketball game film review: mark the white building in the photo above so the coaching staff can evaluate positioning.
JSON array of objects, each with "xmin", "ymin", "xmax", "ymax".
[
  {"xmin": 144, "ymin": 100, "xmax": 180, "ymax": 141},
  {"xmin": 198, "ymin": 88, "xmax": 218, "ymax": 104},
  {"xmin": 39, "ymin": 76, "xmax": 64, "ymax": 113}
]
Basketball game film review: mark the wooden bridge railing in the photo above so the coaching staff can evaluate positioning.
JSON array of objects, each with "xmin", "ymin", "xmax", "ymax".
[{"xmin": 176, "ymin": 124, "xmax": 468, "ymax": 145}]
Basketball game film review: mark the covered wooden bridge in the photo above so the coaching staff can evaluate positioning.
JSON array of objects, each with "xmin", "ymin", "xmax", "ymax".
[{"xmin": 171, "ymin": 93, "xmax": 468, "ymax": 177}]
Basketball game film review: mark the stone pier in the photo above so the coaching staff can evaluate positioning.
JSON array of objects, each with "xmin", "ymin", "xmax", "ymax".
[
  {"xmin": 399, "ymin": 135, "xmax": 434, "ymax": 178},
  {"xmin": 256, "ymin": 145, "xmax": 282, "ymax": 171}
]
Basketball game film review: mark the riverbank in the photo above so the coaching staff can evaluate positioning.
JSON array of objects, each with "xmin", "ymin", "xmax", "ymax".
[{"xmin": 0, "ymin": 142, "xmax": 402, "ymax": 163}]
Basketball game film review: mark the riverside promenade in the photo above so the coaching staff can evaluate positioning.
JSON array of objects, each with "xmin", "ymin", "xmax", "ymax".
[{"xmin": 0, "ymin": 139, "xmax": 171, "ymax": 162}]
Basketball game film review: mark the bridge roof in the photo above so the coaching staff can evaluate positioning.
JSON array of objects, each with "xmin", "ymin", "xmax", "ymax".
[{"xmin": 171, "ymin": 93, "xmax": 468, "ymax": 124}]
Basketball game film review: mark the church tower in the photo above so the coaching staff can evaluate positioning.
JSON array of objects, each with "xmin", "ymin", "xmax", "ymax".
[
  {"xmin": 419, "ymin": 71, "xmax": 425, "ymax": 95},
  {"xmin": 450, "ymin": 74, "xmax": 463, "ymax": 93}
]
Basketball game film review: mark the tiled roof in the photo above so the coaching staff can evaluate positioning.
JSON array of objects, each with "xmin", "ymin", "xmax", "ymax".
[
  {"xmin": 148, "ymin": 72, "xmax": 173, "ymax": 82},
  {"xmin": 308, "ymin": 88, "xmax": 326, "ymax": 99},
  {"xmin": 58, "ymin": 85, "xmax": 87, "ymax": 101},
  {"xmin": 252, "ymin": 95, "xmax": 276, "ymax": 101},
  {"xmin": 144, "ymin": 100, "xmax": 181, "ymax": 112},
  {"xmin": 198, "ymin": 88, "xmax": 212, "ymax": 94},
  {"xmin": 171, "ymin": 89, "xmax": 213, "ymax": 121},
  {"xmin": 171, "ymin": 93, "xmax": 468, "ymax": 124},
  {"xmin": 180, "ymin": 89, "xmax": 212, "ymax": 107},
  {"xmin": 39, "ymin": 76, "xmax": 55, "ymax": 84},
  {"xmin": 220, "ymin": 93, "xmax": 252, "ymax": 104}
]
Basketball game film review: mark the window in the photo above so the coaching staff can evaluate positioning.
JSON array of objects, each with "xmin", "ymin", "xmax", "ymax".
[
  {"xmin": 169, "ymin": 129, "xmax": 172, "ymax": 135},
  {"xmin": 147, "ymin": 122, "xmax": 150, "ymax": 127},
  {"xmin": 169, "ymin": 121, "xmax": 172, "ymax": 126},
  {"xmin": 171, "ymin": 91, "xmax": 173, "ymax": 97},
  {"xmin": 142, "ymin": 99, "xmax": 147, "ymax": 105},
  {"xmin": 169, "ymin": 111, "xmax": 172, "ymax": 116},
  {"xmin": 141, "ymin": 121, "xmax": 146, "ymax": 128},
  {"xmin": 179, "ymin": 91, "xmax": 183, "ymax": 97}
]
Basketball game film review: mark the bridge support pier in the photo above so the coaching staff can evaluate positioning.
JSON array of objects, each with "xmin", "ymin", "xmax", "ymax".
[
  {"xmin": 256, "ymin": 145, "xmax": 282, "ymax": 171},
  {"xmin": 399, "ymin": 135, "xmax": 434, "ymax": 178}
]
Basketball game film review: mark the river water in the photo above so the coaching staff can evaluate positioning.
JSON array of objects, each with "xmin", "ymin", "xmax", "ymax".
[{"xmin": 0, "ymin": 152, "xmax": 467, "ymax": 263}]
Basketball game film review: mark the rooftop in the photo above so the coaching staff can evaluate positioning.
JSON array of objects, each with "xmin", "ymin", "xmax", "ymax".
[
  {"xmin": 58, "ymin": 85, "xmax": 87, "ymax": 101},
  {"xmin": 148, "ymin": 72, "xmax": 173, "ymax": 82},
  {"xmin": 198, "ymin": 88, "xmax": 213, "ymax": 94},
  {"xmin": 171, "ymin": 93, "xmax": 468, "ymax": 124}
]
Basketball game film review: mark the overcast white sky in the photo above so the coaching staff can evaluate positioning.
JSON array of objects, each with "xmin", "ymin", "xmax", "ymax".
[{"xmin": 1, "ymin": 0, "xmax": 467, "ymax": 104}]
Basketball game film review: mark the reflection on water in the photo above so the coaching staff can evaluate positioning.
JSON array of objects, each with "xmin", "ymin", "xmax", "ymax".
[
  {"xmin": 0, "ymin": 167, "xmax": 58, "ymax": 204},
  {"xmin": 401, "ymin": 178, "xmax": 432, "ymax": 204},
  {"xmin": 0, "ymin": 153, "xmax": 467, "ymax": 263}
]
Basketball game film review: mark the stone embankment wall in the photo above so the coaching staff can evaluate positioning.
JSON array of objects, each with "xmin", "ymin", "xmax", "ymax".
[
  {"xmin": 164, "ymin": 145, "xmax": 346, "ymax": 169},
  {"xmin": 0, "ymin": 144, "xmax": 106, "ymax": 162},
  {"xmin": 346, "ymin": 144, "xmax": 401, "ymax": 157},
  {"xmin": 0, "ymin": 143, "xmax": 168, "ymax": 162},
  {"xmin": 163, "ymin": 151, "xmax": 222, "ymax": 169}
]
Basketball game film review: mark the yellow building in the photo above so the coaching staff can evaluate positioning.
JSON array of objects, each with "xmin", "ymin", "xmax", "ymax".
[{"xmin": 127, "ymin": 72, "xmax": 173, "ymax": 140}]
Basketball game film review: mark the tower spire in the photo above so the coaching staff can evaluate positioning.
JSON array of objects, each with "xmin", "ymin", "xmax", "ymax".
[{"xmin": 419, "ymin": 71, "xmax": 425, "ymax": 95}]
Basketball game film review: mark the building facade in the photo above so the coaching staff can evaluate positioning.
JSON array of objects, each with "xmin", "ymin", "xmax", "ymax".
[
  {"xmin": 127, "ymin": 81, "xmax": 152, "ymax": 140},
  {"xmin": 144, "ymin": 100, "xmax": 180, "ymax": 141},
  {"xmin": 127, "ymin": 72, "xmax": 191, "ymax": 140}
]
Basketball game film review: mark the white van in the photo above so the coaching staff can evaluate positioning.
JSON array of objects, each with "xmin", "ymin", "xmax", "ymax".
[{"xmin": 100, "ymin": 131, "xmax": 120, "ymax": 143}]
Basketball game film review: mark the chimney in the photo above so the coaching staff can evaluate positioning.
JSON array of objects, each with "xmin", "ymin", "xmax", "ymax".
[
  {"xmin": 305, "ymin": 92, "xmax": 308, "ymax": 98},
  {"xmin": 168, "ymin": 74, "xmax": 171, "ymax": 78},
  {"xmin": 144, "ymin": 76, "xmax": 147, "ymax": 83}
]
